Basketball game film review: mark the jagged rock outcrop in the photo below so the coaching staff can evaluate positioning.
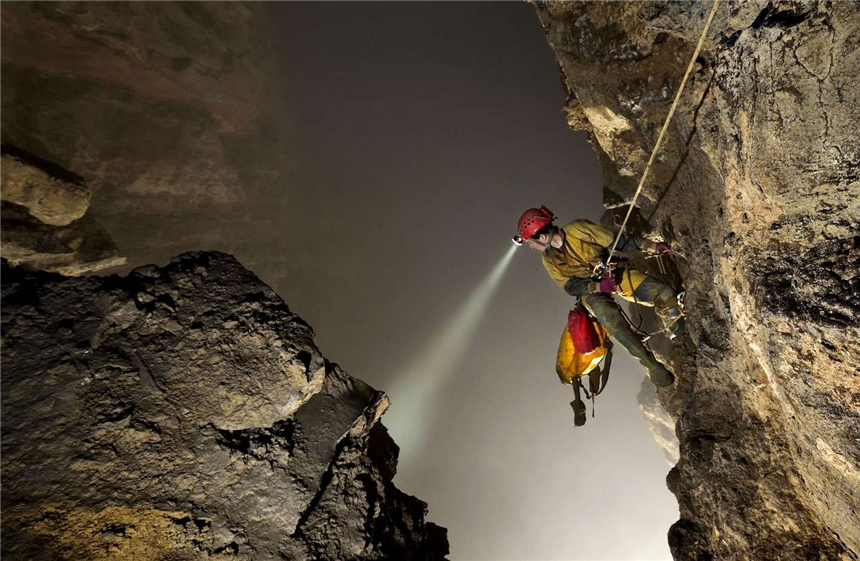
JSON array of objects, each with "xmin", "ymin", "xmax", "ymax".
[
  {"xmin": 1, "ymin": 144, "xmax": 125, "ymax": 275},
  {"xmin": 1, "ymin": 252, "xmax": 448, "ymax": 560},
  {"xmin": 535, "ymin": 1, "xmax": 859, "ymax": 559}
]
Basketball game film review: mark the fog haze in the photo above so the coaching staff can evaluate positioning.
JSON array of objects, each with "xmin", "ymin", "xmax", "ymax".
[{"xmin": 262, "ymin": 4, "xmax": 677, "ymax": 560}]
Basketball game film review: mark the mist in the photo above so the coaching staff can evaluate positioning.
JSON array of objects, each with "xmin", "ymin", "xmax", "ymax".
[{"xmin": 259, "ymin": 4, "xmax": 677, "ymax": 559}]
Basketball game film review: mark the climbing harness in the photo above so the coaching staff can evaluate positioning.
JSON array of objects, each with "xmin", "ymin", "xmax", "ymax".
[{"xmin": 602, "ymin": 0, "xmax": 721, "ymax": 270}]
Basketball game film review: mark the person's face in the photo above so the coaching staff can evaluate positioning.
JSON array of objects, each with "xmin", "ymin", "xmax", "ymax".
[{"xmin": 527, "ymin": 233, "xmax": 549, "ymax": 252}]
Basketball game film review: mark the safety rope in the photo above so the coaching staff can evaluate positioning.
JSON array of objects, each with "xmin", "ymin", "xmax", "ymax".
[{"xmin": 604, "ymin": 0, "xmax": 721, "ymax": 267}]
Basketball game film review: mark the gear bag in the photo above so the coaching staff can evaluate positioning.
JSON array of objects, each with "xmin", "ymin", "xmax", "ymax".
[{"xmin": 555, "ymin": 304, "xmax": 613, "ymax": 427}]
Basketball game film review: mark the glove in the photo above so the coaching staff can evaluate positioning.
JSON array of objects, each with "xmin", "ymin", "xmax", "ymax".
[
  {"xmin": 598, "ymin": 277, "xmax": 617, "ymax": 293},
  {"xmin": 651, "ymin": 242, "xmax": 671, "ymax": 256}
]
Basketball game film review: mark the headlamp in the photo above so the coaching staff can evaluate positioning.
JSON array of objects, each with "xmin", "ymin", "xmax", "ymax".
[{"xmin": 512, "ymin": 235, "xmax": 524, "ymax": 246}]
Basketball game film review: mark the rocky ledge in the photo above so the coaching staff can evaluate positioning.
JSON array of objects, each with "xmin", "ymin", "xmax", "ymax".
[
  {"xmin": 535, "ymin": 1, "xmax": 859, "ymax": 559},
  {"xmin": 1, "ymin": 252, "xmax": 448, "ymax": 560},
  {"xmin": 1, "ymin": 144, "xmax": 126, "ymax": 275}
]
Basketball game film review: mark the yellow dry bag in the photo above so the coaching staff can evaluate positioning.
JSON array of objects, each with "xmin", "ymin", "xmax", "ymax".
[{"xmin": 555, "ymin": 304, "xmax": 613, "ymax": 426}]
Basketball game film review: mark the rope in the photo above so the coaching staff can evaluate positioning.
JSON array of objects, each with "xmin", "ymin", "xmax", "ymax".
[{"xmin": 604, "ymin": 0, "xmax": 721, "ymax": 267}]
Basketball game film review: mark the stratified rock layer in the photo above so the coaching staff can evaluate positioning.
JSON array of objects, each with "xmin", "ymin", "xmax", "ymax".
[
  {"xmin": 535, "ymin": 1, "xmax": 859, "ymax": 559},
  {"xmin": 1, "ymin": 252, "xmax": 448, "ymax": 560}
]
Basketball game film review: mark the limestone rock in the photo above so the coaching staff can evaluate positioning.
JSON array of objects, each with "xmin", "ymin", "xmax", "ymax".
[
  {"xmin": 1, "ymin": 252, "xmax": 448, "ymax": 560},
  {"xmin": 0, "ymin": 1, "xmax": 290, "ymax": 275},
  {"xmin": 0, "ymin": 1, "xmax": 269, "ymax": 209},
  {"xmin": 536, "ymin": 1, "xmax": 860, "ymax": 559}
]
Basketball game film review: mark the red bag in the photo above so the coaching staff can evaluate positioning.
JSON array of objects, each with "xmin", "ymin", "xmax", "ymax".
[
  {"xmin": 567, "ymin": 306, "xmax": 600, "ymax": 354},
  {"xmin": 556, "ymin": 305, "xmax": 610, "ymax": 385}
]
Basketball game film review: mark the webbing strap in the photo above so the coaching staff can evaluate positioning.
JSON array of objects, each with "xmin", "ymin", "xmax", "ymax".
[{"xmin": 605, "ymin": 0, "xmax": 721, "ymax": 266}]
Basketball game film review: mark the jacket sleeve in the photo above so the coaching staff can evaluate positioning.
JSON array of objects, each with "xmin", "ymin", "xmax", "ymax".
[
  {"xmin": 542, "ymin": 258, "xmax": 571, "ymax": 288},
  {"xmin": 564, "ymin": 277, "xmax": 597, "ymax": 296}
]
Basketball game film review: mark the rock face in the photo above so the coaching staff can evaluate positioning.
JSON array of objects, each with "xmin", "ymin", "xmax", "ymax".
[
  {"xmin": 535, "ymin": 1, "xmax": 859, "ymax": 559},
  {"xmin": 1, "ymin": 252, "xmax": 448, "ymax": 560},
  {"xmin": 1, "ymin": 144, "xmax": 126, "ymax": 275}
]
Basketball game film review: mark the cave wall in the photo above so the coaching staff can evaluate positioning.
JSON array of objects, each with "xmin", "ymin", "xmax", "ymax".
[
  {"xmin": 0, "ymin": 2, "xmax": 293, "ymax": 275},
  {"xmin": 1, "ymin": 252, "xmax": 448, "ymax": 560},
  {"xmin": 534, "ymin": 1, "xmax": 859, "ymax": 559},
  {"xmin": 1, "ymin": 5, "xmax": 449, "ymax": 558}
]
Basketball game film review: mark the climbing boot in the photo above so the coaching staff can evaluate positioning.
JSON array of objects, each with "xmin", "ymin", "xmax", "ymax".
[{"xmin": 646, "ymin": 361, "xmax": 675, "ymax": 388}]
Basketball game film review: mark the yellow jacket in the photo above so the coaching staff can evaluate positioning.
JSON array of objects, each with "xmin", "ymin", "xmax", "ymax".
[{"xmin": 541, "ymin": 220, "xmax": 616, "ymax": 287}]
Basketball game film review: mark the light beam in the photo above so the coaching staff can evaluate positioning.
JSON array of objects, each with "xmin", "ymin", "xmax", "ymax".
[{"xmin": 386, "ymin": 244, "xmax": 518, "ymax": 465}]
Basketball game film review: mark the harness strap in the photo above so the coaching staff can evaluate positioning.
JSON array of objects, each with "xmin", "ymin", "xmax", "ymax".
[
  {"xmin": 571, "ymin": 380, "xmax": 587, "ymax": 427},
  {"xmin": 598, "ymin": 344, "xmax": 612, "ymax": 394},
  {"xmin": 589, "ymin": 366, "xmax": 602, "ymax": 395}
]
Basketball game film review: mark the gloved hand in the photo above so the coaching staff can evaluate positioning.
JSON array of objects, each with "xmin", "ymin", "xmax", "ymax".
[
  {"xmin": 651, "ymin": 242, "xmax": 671, "ymax": 256},
  {"xmin": 598, "ymin": 276, "xmax": 617, "ymax": 293}
]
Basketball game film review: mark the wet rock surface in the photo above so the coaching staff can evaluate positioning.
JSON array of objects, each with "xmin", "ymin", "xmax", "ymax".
[
  {"xmin": 536, "ymin": 1, "xmax": 859, "ymax": 559},
  {"xmin": 1, "ymin": 252, "xmax": 448, "ymax": 560}
]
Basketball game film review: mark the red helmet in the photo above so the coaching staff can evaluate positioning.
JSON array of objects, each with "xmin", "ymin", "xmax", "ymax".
[{"xmin": 516, "ymin": 206, "xmax": 555, "ymax": 241}]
